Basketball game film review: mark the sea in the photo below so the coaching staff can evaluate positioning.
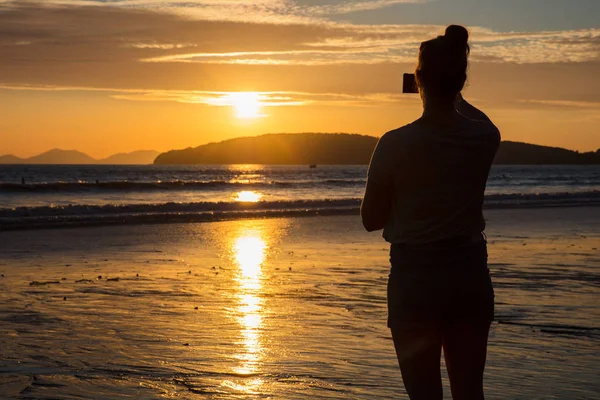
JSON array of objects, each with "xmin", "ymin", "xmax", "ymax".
[{"xmin": 0, "ymin": 164, "xmax": 599, "ymax": 230}]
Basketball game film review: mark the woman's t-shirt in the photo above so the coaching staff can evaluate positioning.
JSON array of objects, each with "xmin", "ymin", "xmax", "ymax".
[{"xmin": 367, "ymin": 117, "xmax": 500, "ymax": 244}]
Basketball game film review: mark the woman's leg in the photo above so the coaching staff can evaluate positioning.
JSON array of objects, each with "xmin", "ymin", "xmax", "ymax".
[
  {"xmin": 391, "ymin": 327, "xmax": 443, "ymax": 400},
  {"xmin": 442, "ymin": 320, "xmax": 491, "ymax": 400}
]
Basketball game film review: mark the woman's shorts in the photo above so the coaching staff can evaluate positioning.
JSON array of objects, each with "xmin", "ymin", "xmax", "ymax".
[{"xmin": 387, "ymin": 240, "xmax": 494, "ymax": 330}]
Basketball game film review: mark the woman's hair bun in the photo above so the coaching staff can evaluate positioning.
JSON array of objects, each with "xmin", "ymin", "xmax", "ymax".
[{"xmin": 444, "ymin": 24, "xmax": 469, "ymax": 45}]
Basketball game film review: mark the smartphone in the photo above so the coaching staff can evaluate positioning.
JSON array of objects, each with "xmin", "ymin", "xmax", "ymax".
[{"xmin": 402, "ymin": 73, "xmax": 418, "ymax": 94}]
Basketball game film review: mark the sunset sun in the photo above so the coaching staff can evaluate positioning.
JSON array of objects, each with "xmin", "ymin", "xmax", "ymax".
[{"xmin": 228, "ymin": 92, "xmax": 263, "ymax": 119}]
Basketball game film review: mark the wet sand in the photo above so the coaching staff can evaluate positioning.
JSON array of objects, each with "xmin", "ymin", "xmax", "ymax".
[{"xmin": 0, "ymin": 207, "xmax": 599, "ymax": 399}]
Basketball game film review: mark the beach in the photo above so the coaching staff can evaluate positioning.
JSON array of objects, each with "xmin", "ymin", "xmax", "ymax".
[{"xmin": 0, "ymin": 207, "xmax": 598, "ymax": 399}]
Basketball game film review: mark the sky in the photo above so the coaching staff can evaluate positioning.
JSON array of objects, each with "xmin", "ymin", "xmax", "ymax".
[{"xmin": 0, "ymin": 0, "xmax": 599, "ymax": 158}]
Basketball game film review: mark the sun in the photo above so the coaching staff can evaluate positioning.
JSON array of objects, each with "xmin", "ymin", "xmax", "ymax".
[{"xmin": 228, "ymin": 92, "xmax": 263, "ymax": 119}]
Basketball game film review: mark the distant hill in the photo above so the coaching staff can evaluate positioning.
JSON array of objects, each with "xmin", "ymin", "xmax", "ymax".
[
  {"xmin": 155, "ymin": 133, "xmax": 377, "ymax": 165},
  {"xmin": 0, "ymin": 154, "xmax": 25, "ymax": 164},
  {"xmin": 0, "ymin": 149, "xmax": 159, "ymax": 164},
  {"xmin": 154, "ymin": 133, "xmax": 600, "ymax": 165},
  {"xmin": 99, "ymin": 150, "xmax": 160, "ymax": 164},
  {"xmin": 28, "ymin": 149, "xmax": 97, "ymax": 164},
  {"xmin": 495, "ymin": 141, "xmax": 600, "ymax": 164}
]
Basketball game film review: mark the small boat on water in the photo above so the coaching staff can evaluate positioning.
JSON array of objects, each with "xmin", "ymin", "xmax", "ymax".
[{"xmin": 309, "ymin": 164, "xmax": 317, "ymax": 169}]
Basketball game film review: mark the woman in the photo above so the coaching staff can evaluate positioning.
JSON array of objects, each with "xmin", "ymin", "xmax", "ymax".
[{"xmin": 361, "ymin": 25, "xmax": 500, "ymax": 400}]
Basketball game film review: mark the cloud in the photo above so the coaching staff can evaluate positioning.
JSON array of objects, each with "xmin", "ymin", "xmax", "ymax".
[
  {"xmin": 470, "ymin": 27, "xmax": 600, "ymax": 63},
  {"xmin": 22, "ymin": 0, "xmax": 427, "ymax": 22},
  {"xmin": 0, "ymin": 82, "xmax": 416, "ymax": 108},
  {"xmin": 141, "ymin": 48, "xmax": 417, "ymax": 65},
  {"xmin": 18, "ymin": 0, "xmax": 311, "ymax": 24},
  {"xmin": 115, "ymin": 90, "xmax": 414, "ymax": 107},
  {"xmin": 518, "ymin": 99, "xmax": 600, "ymax": 109},
  {"xmin": 126, "ymin": 43, "xmax": 196, "ymax": 49},
  {"xmin": 1, "ymin": 0, "xmax": 599, "ymax": 112},
  {"xmin": 138, "ymin": 26, "xmax": 600, "ymax": 65},
  {"xmin": 301, "ymin": 0, "xmax": 427, "ymax": 15},
  {"xmin": 1, "ymin": 1, "xmax": 598, "ymax": 72}
]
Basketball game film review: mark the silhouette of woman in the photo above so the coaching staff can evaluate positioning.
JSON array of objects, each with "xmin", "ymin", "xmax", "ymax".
[{"xmin": 361, "ymin": 25, "xmax": 500, "ymax": 399}]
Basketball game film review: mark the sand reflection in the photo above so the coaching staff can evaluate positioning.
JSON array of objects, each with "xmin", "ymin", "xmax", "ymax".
[
  {"xmin": 234, "ymin": 236, "xmax": 266, "ymax": 279},
  {"xmin": 229, "ymin": 228, "xmax": 267, "ymax": 391}
]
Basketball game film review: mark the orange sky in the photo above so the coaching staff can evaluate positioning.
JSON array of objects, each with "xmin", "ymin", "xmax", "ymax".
[{"xmin": 0, "ymin": 1, "xmax": 599, "ymax": 158}]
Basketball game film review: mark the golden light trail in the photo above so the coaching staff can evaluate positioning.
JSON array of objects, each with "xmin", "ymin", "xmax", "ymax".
[
  {"xmin": 224, "ymin": 229, "xmax": 268, "ymax": 393},
  {"xmin": 235, "ymin": 191, "xmax": 262, "ymax": 203}
]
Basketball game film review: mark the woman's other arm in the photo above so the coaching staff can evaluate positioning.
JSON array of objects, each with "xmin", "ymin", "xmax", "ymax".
[
  {"xmin": 361, "ymin": 180, "xmax": 393, "ymax": 232},
  {"xmin": 361, "ymin": 134, "xmax": 394, "ymax": 232}
]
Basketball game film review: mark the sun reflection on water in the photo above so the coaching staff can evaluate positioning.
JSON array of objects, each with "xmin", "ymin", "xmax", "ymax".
[
  {"xmin": 228, "ymin": 230, "xmax": 267, "ymax": 391},
  {"xmin": 234, "ymin": 236, "xmax": 266, "ymax": 279},
  {"xmin": 235, "ymin": 191, "xmax": 262, "ymax": 203}
]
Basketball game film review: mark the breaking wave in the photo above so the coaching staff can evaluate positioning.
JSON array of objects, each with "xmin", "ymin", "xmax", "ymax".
[{"xmin": 1, "ymin": 191, "xmax": 599, "ymax": 230}]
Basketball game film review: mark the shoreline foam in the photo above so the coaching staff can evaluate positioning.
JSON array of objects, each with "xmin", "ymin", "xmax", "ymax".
[{"xmin": 2, "ymin": 194, "xmax": 600, "ymax": 231}]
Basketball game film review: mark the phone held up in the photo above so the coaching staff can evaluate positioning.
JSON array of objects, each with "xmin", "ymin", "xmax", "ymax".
[{"xmin": 402, "ymin": 73, "xmax": 418, "ymax": 94}]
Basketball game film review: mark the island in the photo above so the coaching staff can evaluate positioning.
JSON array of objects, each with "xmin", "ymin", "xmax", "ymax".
[{"xmin": 154, "ymin": 133, "xmax": 600, "ymax": 165}]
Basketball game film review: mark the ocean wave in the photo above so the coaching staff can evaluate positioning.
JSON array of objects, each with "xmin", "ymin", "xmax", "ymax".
[
  {"xmin": 0, "ymin": 202, "xmax": 360, "ymax": 231},
  {"xmin": 487, "ymin": 174, "xmax": 600, "ymax": 183},
  {"xmin": 0, "ymin": 199, "xmax": 362, "ymax": 231},
  {"xmin": 1, "ymin": 191, "xmax": 599, "ymax": 230},
  {"xmin": 484, "ymin": 190, "xmax": 600, "ymax": 207},
  {"xmin": 0, "ymin": 198, "xmax": 360, "ymax": 219},
  {"xmin": 0, "ymin": 179, "xmax": 365, "ymax": 193},
  {"xmin": 3, "ymin": 175, "xmax": 598, "ymax": 193}
]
